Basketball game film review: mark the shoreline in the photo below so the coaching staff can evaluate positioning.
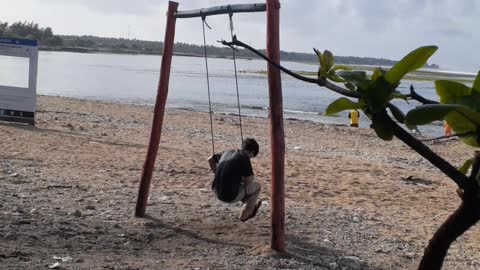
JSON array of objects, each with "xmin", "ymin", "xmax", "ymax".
[
  {"xmin": 39, "ymin": 46, "xmax": 259, "ymax": 61},
  {"xmin": 35, "ymin": 94, "xmax": 444, "ymax": 137}
]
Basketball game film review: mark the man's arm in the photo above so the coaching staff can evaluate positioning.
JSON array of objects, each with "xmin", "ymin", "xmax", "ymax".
[
  {"xmin": 242, "ymin": 155, "xmax": 255, "ymax": 185},
  {"xmin": 208, "ymin": 155, "xmax": 217, "ymax": 172},
  {"xmin": 243, "ymin": 175, "xmax": 255, "ymax": 185}
]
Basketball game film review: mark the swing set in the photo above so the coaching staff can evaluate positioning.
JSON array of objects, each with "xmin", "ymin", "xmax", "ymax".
[
  {"xmin": 201, "ymin": 9, "xmax": 245, "ymax": 155},
  {"xmin": 134, "ymin": 0, "xmax": 286, "ymax": 252}
]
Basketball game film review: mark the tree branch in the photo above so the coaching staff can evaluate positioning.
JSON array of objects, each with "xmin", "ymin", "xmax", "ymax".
[
  {"xmin": 390, "ymin": 118, "xmax": 471, "ymax": 191},
  {"xmin": 224, "ymin": 36, "xmax": 474, "ymax": 192},
  {"xmin": 418, "ymin": 198, "xmax": 480, "ymax": 270},
  {"xmin": 470, "ymin": 151, "xmax": 480, "ymax": 182},
  {"xmin": 221, "ymin": 37, "xmax": 360, "ymax": 99},
  {"xmin": 408, "ymin": 85, "xmax": 439, "ymax": 104},
  {"xmin": 420, "ymin": 131, "xmax": 475, "ymax": 142},
  {"xmin": 467, "ymin": 151, "xmax": 480, "ymax": 199}
]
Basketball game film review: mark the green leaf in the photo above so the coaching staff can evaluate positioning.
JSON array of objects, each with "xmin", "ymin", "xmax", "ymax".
[
  {"xmin": 322, "ymin": 50, "xmax": 334, "ymax": 73},
  {"xmin": 405, "ymin": 104, "xmax": 480, "ymax": 126},
  {"xmin": 404, "ymin": 104, "xmax": 443, "ymax": 125},
  {"xmin": 387, "ymin": 103, "xmax": 405, "ymax": 123},
  {"xmin": 327, "ymin": 65, "xmax": 348, "ymax": 83},
  {"xmin": 459, "ymin": 159, "xmax": 473, "ymax": 175},
  {"xmin": 371, "ymin": 112, "xmax": 394, "ymax": 140},
  {"xmin": 472, "ymin": 71, "xmax": 480, "ymax": 93},
  {"xmin": 327, "ymin": 73, "xmax": 345, "ymax": 83},
  {"xmin": 313, "ymin": 48, "xmax": 322, "ymax": 63},
  {"xmin": 457, "ymin": 135, "xmax": 479, "ymax": 147},
  {"xmin": 444, "ymin": 112, "xmax": 480, "ymax": 147},
  {"xmin": 451, "ymin": 96, "xmax": 480, "ymax": 112},
  {"xmin": 337, "ymin": 71, "xmax": 367, "ymax": 86},
  {"xmin": 344, "ymin": 82, "xmax": 356, "ymax": 91},
  {"xmin": 326, "ymin": 97, "xmax": 365, "ymax": 115},
  {"xmin": 361, "ymin": 76, "xmax": 397, "ymax": 114},
  {"xmin": 385, "ymin": 46, "xmax": 438, "ymax": 85},
  {"xmin": 371, "ymin": 67, "xmax": 385, "ymax": 81},
  {"xmin": 314, "ymin": 48, "xmax": 323, "ymax": 79},
  {"xmin": 435, "ymin": 80, "xmax": 472, "ymax": 103},
  {"xmin": 405, "ymin": 122, "xmax": 418, "ymax": 132},
  {"xmin": 330, "ymin": 65, "xmax": 351, "ymax": 72}
]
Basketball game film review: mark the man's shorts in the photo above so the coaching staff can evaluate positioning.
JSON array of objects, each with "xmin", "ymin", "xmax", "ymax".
[{"xmin": 230, "ymin": 181, "xmax": 261, "ymax": 203}]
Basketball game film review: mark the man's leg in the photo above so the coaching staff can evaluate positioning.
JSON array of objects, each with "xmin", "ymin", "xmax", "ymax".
[{"xmin": 239, "ymin": 181, "xmax": 261, "ymax": 220}]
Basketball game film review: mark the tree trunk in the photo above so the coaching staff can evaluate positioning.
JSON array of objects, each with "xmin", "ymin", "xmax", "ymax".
[{"xmin": 418, "ymin": 197, "xmax": 480, "ymax": 270}]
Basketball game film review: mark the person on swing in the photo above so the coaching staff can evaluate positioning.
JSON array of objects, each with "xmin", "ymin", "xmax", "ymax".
[{"xmin": 208, "ymin": 138, "xmax": 262, "ymax": 222}]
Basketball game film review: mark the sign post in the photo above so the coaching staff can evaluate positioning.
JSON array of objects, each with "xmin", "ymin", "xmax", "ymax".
[{"xmin": 0, "ymin": 37, "xmax": 38, "ymax": 125}]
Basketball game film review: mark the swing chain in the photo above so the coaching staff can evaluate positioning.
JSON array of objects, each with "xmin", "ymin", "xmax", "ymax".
[
  {"xmin": 228, "ymin": 12, "xmax": 244, "ymax": 145},
  {"xmin": 202, "ymin": 15, "xmax": 215, "ymax": 156},
  {"xmin": 229, "ymin": 12, "xmax": 235, "ymax": 33},
  {"xmin": 201, "ymin": 10, "xmax": 245, "ymax": 154},
  {"xmin": 202, "ymin": 14, "xmax": 212, "ymax": 30}
]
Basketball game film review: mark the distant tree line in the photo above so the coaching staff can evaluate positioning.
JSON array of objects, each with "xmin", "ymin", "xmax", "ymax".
[
  {"xmin": 0, "ymin": 21, "xmax": 439, "ymax": 69},
  {"xmin": 58, "ymin": 36, "xmax": 439, "ymax": 68},
  {"xmin": 0, "ymin": 21, "xmax": 63, "ymax": 46}
]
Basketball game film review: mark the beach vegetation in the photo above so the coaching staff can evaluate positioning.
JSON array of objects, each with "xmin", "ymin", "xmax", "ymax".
[
  {"xmin": 224, "ymin": 37, "xmax": 480, "ymax": 270},
  {"xmin": 0, "ymin": 19, "xmax": 441, "ymax": 68},
  {"xmin": 323, "ymin": 46, "xmax": 480, "ymax": 270},
  {"xmin": 406, "ymin": 76, "xmax": 480, "ymax": 147},
  {"xmin": 0, "ymin": 20, "xmax": 63, "ymax": 46}
]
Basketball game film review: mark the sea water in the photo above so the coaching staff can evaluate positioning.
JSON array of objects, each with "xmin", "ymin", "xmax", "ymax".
[{"xmin": 2, "ymin": 51, "xmax": 447, "ymax": 136}]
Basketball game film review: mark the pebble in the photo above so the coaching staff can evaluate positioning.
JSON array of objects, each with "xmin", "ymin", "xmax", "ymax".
[
  {"xmin": 329, "ymin": 262, "xmax": 338, "ymax": 269},
  {"xmin": 337, "ymin": 256, "xmax": 362, "ymax": 270},
  {"xmin": 48, "ymin": 262, "xmax": 61, "ymax": 269},
  {"xmin": 71, "ymin": 210, "xmax": 82, "ymax": 217},
  {"xmin": 53, "ymin": 255, "xmax": 73, "ymax": 262}
]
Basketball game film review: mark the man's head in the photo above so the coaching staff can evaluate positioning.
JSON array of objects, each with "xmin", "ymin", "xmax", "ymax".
[{"xmin": 242, "ymin": 138, "xmax": 259, "ymax": 158}]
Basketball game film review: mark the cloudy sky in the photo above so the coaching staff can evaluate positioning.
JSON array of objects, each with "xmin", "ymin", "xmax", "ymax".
[{"xmin": 1, "ymin": 0, "xmax": 478, "ymax": 72}]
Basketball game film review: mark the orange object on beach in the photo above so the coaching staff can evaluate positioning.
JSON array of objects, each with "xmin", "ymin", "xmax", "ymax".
[{"xmin": 444, "ymin": 122, "xmax": 451, "ymax": 136}]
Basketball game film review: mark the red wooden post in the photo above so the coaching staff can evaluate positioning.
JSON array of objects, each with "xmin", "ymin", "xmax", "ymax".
[
  {"xmin": 266, "ymin": 0, "xmax": 285, "ymax": 252},
  {"xmin": 135, "ymin": 1, "xmax": 179, "ymax": 217}
]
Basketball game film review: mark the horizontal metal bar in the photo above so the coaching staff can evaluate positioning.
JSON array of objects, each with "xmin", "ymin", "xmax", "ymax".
[{"xmin": 174, "ymin": 3, "xmax": 266, "ymax": 19}]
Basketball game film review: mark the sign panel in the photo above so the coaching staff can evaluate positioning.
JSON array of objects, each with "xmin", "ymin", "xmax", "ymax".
[{"xmin": 0, "ymin": 37, "xmax": 38, "ymax": 125}]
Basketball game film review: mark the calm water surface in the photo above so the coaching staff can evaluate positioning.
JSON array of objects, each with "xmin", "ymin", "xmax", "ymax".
[{"xmin": 2, "ymin": 51, "xmax": 443, "ymax": 135}]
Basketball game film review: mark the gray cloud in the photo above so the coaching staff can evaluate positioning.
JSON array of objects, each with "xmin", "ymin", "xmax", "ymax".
[
  {"xmin": 48, "ymin": 0, "xmax": 166, "ymax": 15},
  {"xmin": 430, "ymin": 28, "xmax": 473, "ymax": 38},
  {"xmin": 0, "ymin": 0, "xmax": 478, "ymax": 72},
  {"xmin": 461, "ymin": 0, "xmax": 476, "ymax": 16}
]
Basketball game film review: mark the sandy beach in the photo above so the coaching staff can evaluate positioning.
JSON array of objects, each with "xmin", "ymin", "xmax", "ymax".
[{"xmin": 0, "ymin": 95, "xmax": 479, "ymax": 270}]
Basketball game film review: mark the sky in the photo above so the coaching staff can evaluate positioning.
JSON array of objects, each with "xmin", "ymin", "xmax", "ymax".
[{"xmin": 0, "ymin": 0, "xmax": 478, "ymax": 73}]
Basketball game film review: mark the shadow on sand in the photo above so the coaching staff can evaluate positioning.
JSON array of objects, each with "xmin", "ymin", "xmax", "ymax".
[{"xmin": 143, "ymin": 215, "xmax": 380, "ymax": 269}]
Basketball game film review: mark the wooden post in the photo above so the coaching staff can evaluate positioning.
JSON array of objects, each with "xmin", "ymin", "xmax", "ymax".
[
  {"xmin": 135, "ymin": 1, "xmax": 178, "ymax": 217},
  {"xmin": 266, "ymin": 0, "xmax": 285, "ymax": 252}
]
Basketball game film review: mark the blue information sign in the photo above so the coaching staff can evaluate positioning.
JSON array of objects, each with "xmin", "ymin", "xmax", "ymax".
[{"xmin": 0, "ymin": 37, "xmax": 38, "ymax": 125}]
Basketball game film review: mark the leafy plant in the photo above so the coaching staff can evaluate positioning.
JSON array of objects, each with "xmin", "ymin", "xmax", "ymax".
[
  {"xmin": 406, "ymin": 73, "xmax": 480, "ymax": 147},
  {"xmin": 325, "ymin": 46, "xmax": 437, "ymax": 140},
  {"xmin": 314, "ymin": 49, "xmax": 350, "ymax": 82},
  {"xmin": 323, "ymin": 47, "xmax": 480, "ymax": 270},
  {"xmin": 223, "ymin": 38, "xmax": 480, "ymax": 270},
  {"xmin": 313, "ymin": 47, "xmax": 480, "ymax": 270}
]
